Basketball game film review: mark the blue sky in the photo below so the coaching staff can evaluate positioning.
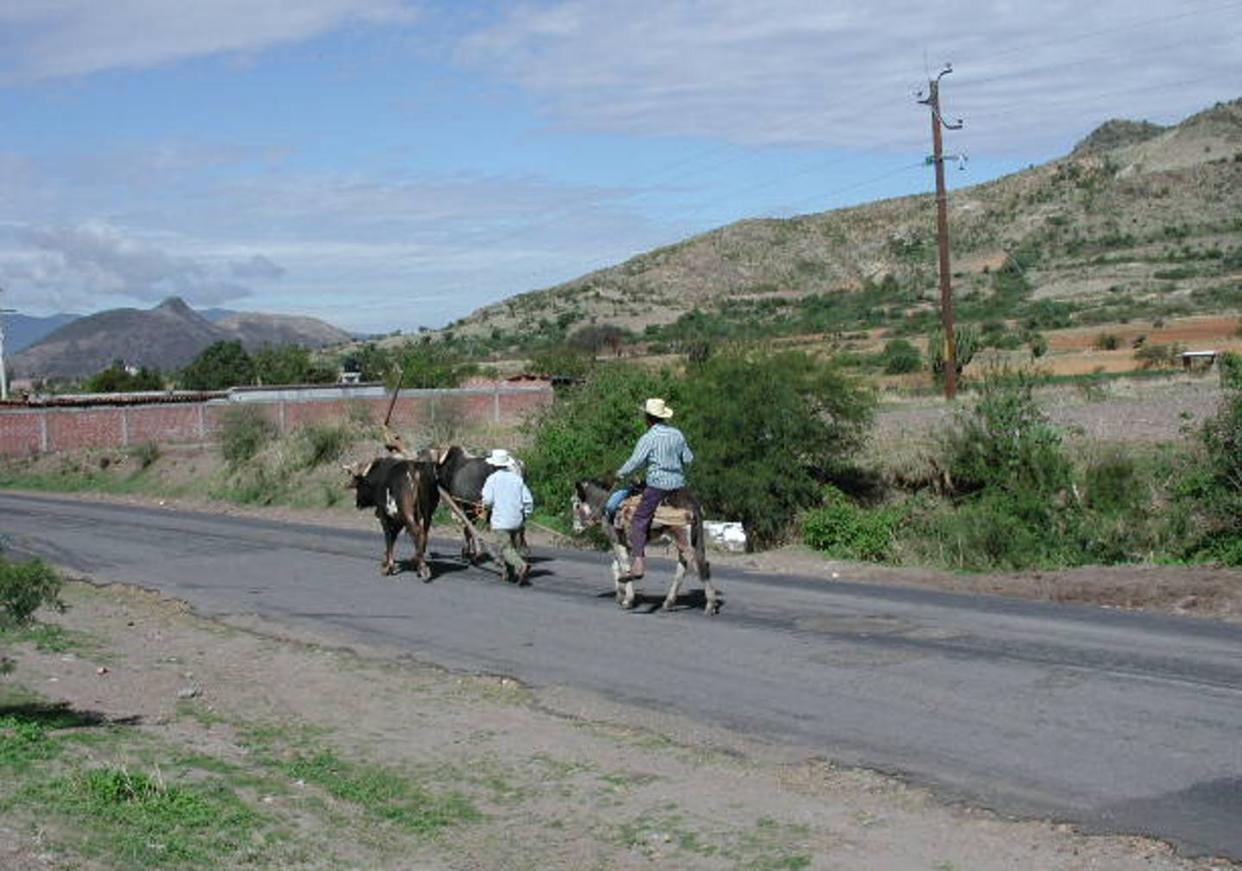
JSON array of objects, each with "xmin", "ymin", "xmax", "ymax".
[{"xmin": 0, "ymin": 0, "xmax": 1239, "ymax": 334}]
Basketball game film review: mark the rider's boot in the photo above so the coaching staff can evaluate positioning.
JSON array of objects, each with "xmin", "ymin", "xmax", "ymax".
[{"xmin": 626, "ymin": 556, "xmax": 645, "ymax": 580}]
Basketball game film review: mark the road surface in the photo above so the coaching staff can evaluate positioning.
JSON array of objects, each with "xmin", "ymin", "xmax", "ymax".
[{"xmin": 2, "ymin": 492, "xmax": 1240, "ymax": 860}]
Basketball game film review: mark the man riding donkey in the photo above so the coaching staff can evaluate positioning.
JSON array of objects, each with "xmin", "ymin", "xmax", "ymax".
[{"xmin": 612, "ymin": 398, "xmax": 693, "ymax": 582}]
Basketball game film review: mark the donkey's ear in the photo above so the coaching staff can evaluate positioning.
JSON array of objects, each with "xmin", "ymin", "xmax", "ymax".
[{"xmin": 573, "ymin": 480, "xmax": 586, "ymax": 498}]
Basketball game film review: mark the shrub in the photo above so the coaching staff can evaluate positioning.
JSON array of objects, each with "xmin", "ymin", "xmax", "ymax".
[
  {"xmin": 942, "ymin": 370, "xmax": 1071, "ymax": 497},
  {"xmin": 679, "ymin": 348, "xmax": 873, "ymax": 547},
  {"xmin": 1093, "ymin": 333, "xmax": 1120, "ymax": 351},
  {"xmin": 218, "ymin": 405, "xmax": 277, "ymax": 465},
  {"xmin": 1026, "ymin": 332, "xmax": 1048, "ymax": 358},
  {"xmin": 129, "ymin": 441, "xmax": 160, "ymax": 470},
  {"xmin": 1134, "ymin": 342, "xmax": 1185, "ymax": 369},
  {"xmin": 928, "ymin": 325, "xmax": 980, "ymax": 381},
  {"xmin": 0, "ymin": 557, "xmax": 64, "ymax": 628},
  {"xmin": 881, "ymin": 339, "xmax": 922, "ymax": 374},
  {"xmin": 297, "ymin": 422, "xmax": 350, "ymax": 469},
  {"xmin": 523, "ymin": 363, "xmax": 680, "ymax": 518},
  {"xmin": 802, "ymin": 487, "xmax": 899, "ymax": 562}
]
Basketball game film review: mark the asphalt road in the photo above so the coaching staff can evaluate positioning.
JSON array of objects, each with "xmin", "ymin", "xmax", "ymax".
[{"xmin": 3, "ymin": 492, "xmax": 1241, "ymax": 860}]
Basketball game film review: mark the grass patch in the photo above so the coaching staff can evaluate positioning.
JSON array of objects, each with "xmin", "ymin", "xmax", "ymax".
[
  {"xmin": 17, "ymin": 766, "xmax": 271, "ymax": 868},
  {"xmin": 278, "ymin": 748, "xmax": 480, "ymax": 835}
]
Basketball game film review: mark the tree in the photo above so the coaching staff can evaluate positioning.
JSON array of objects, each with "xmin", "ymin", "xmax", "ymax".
[
  {"xmin": 679, "ymin": 348, "xmax": 874, "ymax": 547},
  {"xmin": 179, "ymin": 341, "xmax": 255, "ymax": 390},
  {"xmin": 393, "ymin": 341, "xmax": 473, "ymax": 388},
  {"xmin": 345, "ymin": 343, "xmax": 395, "ymax": 383},
  {"xmin": 523, "ymin": 363, "xmax": 680, "ymax": 515},
  {"xmin": 528, "ymin": 346, "xmax": 595, "ymax": 381},
  {"xmin": 84, "ymin": 360, "xmax": 164, "ymax": 393},
  {"xmin": 252, "ymin": 345, "xmax": 335, "ymax": 385}
]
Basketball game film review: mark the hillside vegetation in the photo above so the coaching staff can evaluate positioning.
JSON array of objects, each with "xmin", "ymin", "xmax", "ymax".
[{"xmin": 440, "ymin": 98, "xmax": 1242, "ymax": 359}]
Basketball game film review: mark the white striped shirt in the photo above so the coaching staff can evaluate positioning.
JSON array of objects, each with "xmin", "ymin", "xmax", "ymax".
[{"xmin": 617, "ymin": 423, "xmax": 693, "ymax": 490}]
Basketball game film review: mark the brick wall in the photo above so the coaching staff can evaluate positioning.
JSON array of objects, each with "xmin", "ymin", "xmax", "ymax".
[{"xmin": 0, "ymin": 386, "xmax": 553, "ymax": 458}]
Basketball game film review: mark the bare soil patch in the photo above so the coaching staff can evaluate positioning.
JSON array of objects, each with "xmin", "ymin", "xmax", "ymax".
[{"xmin": 2, "ymin": 581, "xmax": 1236, "ymax": 870}]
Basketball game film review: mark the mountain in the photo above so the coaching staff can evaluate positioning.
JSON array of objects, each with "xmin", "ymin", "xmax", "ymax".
[
  {"xmin": 1, "ymin": 313, "xmax": 81, "ymax": 354},
  {"xmin": 215, "ymin": 312, "xmax": 351, "ymax": 349},
  {"xmin": 11, "ymin": 297, "xmax": 352, "ymax": 380},
  {"xmin": 445, "ymin": 97, "xmax": 1242, "ymax": 346}
]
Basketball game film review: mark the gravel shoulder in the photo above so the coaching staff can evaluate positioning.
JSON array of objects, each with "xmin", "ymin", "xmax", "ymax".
[{"xmin": 3, "ymin": 579, "xmax": 1236, "ymax": 870}]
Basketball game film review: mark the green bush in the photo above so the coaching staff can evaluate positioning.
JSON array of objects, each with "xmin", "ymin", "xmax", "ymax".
[
  {"xmin": 679, "ymin": 348, "xmax": 874, "ymax": 547},
  {"xmin": 881, "ymin": 339, "xmax": 922, "ymax": 374},
  {"xmin": 524, "ymin": 348, "xmax": 874, "ymax": 548},
  {"xmin": 297, "ymin": 422, "xmax": 351, "ymax": 469},
  {"xmin": 1194, "ymin": 352, "xmax": 1242, "ymax": 549},
  {"xmin": 523, "ymin": 363, "xmax": 681, "ymax": 517},
  {"xmin": 179, "ymin": 341, "xmax": 255, "ymax": 390},
  {"xmin": 0, "ymin": 557, "xmax": 64, "ymax": 628},
  {"xmin": 942, "ymin": 370, "xmax": 1071, "ymax": 497},
  {"xmin": 802, "ymin": 487, "xmax": 899, "ymax": 562},
  {"xmin": 1093, "ymin": 333, "xmax": 1121, "ymax": 351},
  {"xmin": 218, "ymin": 406, "xmax": 277, "ymax": 465},
  {"xmin": 928, "ymin": 325, "xmax": 980, "ymax": 381},
  {"xmin": 129, "ymin": 441, "xmax": 160, "ymax": 470}
]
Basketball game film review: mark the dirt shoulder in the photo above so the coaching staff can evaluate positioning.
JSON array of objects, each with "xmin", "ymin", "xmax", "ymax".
[{"xmin": 3, "ymin": 580, "xmax": 1236, "ymax": 870}]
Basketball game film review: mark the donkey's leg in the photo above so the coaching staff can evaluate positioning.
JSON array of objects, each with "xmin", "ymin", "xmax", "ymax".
[
  {"xmin": 611, "ymin": 543, "xmax": 631, "ymax": 603},
  {"xmin": 620, "ymin": 578, "xmax": 637, "ymax": 610},
  {"xmin": 702, "ymin": 578, "xmax": 722, "ymax": 615},
  {"xmin": 662, "ymin": 557, "xmax": 686, "ymax": 610}
]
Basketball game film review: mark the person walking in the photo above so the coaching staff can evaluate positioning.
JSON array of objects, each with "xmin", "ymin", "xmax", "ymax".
[
  {"xmin": 616, "ymin": 398, "xmax": 693, "ymax": 580},
  {"xmin": 480, "ymin": 449, "xmax": 534, "ymax": 585}
]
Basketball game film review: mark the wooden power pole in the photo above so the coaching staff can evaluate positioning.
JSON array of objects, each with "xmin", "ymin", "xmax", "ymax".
[
  {"xmin": 0, "ymin": 287, "xmax": 14, "ymax": 402},
  {"xmin": 919, "ymin": 65, "xmax": 963, "ymax": 400}
]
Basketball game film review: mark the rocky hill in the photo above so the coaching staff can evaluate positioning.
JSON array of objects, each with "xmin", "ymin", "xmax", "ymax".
[
  {"xmin": 2, "ymin": 312, "xmax": 81, "ymax": 354},
  {"xmin": 445, "ymin": 97, "xmax": 1242, "ymax": 348},
  {"xmin": 12, "ymin": 297, "xmax": 351, "ymax": 380}
]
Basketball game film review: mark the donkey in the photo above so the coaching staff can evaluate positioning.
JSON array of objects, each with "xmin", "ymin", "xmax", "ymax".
[{"xmin": 571, "ymin": 479, "xmax": 720, "ymax": 614}]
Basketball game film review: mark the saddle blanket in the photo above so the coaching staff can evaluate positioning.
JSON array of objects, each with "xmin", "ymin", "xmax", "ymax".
[{"xmin": 615, "ymin": 495, "xmax": 693, "ymax": 530}]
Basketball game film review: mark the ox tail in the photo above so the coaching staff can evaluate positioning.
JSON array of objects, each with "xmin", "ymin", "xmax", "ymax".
[{"xmin": 692, "ymin": 503, "xmax": 711, "ymax": 582}]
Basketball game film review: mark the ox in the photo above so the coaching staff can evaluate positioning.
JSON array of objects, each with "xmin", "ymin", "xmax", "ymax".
[
  {"xmin": 435, "ymin": 446, "xmax": 527, "ymax": 560},
  {"xmin": 345, "ymin": 456, "xmax": 440, "ymax": 579}
]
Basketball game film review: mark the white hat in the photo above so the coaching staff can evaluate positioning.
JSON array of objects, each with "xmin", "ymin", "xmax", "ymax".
[
  {"xmin": 643, "ymin": 398, "xmax": 674, "ymax": 419},
  {"xmin": 486, "ymin": 448, "xmax": 515, "ymax": 467}
]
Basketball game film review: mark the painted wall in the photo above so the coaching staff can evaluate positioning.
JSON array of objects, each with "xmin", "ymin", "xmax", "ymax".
[{"xmin": 0, "ymin": 386, "xmax": 553, "ymax": 458}]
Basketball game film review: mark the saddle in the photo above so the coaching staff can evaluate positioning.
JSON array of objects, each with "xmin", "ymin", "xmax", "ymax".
[{"xmin": 614, "ymin": 494, "xmax": 694, "ymax": 531}]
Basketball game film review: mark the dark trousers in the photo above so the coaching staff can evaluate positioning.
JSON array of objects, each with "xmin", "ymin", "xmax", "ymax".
[{"xmin": 630, "ymin": 485, "xmax": 674, "ymax": 556}]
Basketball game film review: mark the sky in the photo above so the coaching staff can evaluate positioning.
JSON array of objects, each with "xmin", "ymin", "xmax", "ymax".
[{"xmin": 0, "ymin": 1, "xmax": 1239, "ymax": 334}]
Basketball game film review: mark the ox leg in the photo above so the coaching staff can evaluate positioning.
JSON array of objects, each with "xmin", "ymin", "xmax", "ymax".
[
  {"xmin": 381, "ymin": 520, "xmax": 399, "ymax": 575},
  {"xmin": 410, "ymin": 520, "xmax": 433, "ymax": 582}
]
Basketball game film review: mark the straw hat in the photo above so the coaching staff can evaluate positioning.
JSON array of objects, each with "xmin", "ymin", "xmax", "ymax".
[
  {"xmin": 642, "ymin": 398, "xmax": 674, "ymax": 419},
  {"xmin": 486, "ymin": 448, "xmax": 515, "ymax": 467}
]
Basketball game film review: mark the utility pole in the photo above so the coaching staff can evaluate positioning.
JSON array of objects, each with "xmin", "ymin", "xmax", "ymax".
[
  {"xmin": 0, "ymin": 286, "xmax": 14, "ymax": 402},
  {"xmin": 918, "ymin": 64, "xmax": 964, "ymax": 400}
]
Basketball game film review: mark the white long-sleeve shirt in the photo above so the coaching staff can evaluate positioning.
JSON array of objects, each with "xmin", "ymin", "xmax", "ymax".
[{"xmin": 481, "ymin": 468, "xmax": 534, "ymax": 531}]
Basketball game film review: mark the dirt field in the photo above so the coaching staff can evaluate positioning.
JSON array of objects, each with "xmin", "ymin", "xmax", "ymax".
[{"xmin": 3, "ymin": 580, "xmax": 1237, "ymax": 871}]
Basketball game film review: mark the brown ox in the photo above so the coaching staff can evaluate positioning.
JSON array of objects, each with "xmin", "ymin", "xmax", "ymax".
[{"xmin": 345, "ymin": 456, "xmax": 440, "ymax": 579}]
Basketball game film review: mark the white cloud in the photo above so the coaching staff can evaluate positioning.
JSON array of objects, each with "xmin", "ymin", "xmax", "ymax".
[
  {"xmin": 6, "ymin": 220, "xmax": 255, "ymax": 308},
  {"xmin": 0, "ymin": 0, "xmax": 418, "ymax": 81},
  {"xmin": 457, "ymin": 0, "xmax": 1242, "ymax": 154}
]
